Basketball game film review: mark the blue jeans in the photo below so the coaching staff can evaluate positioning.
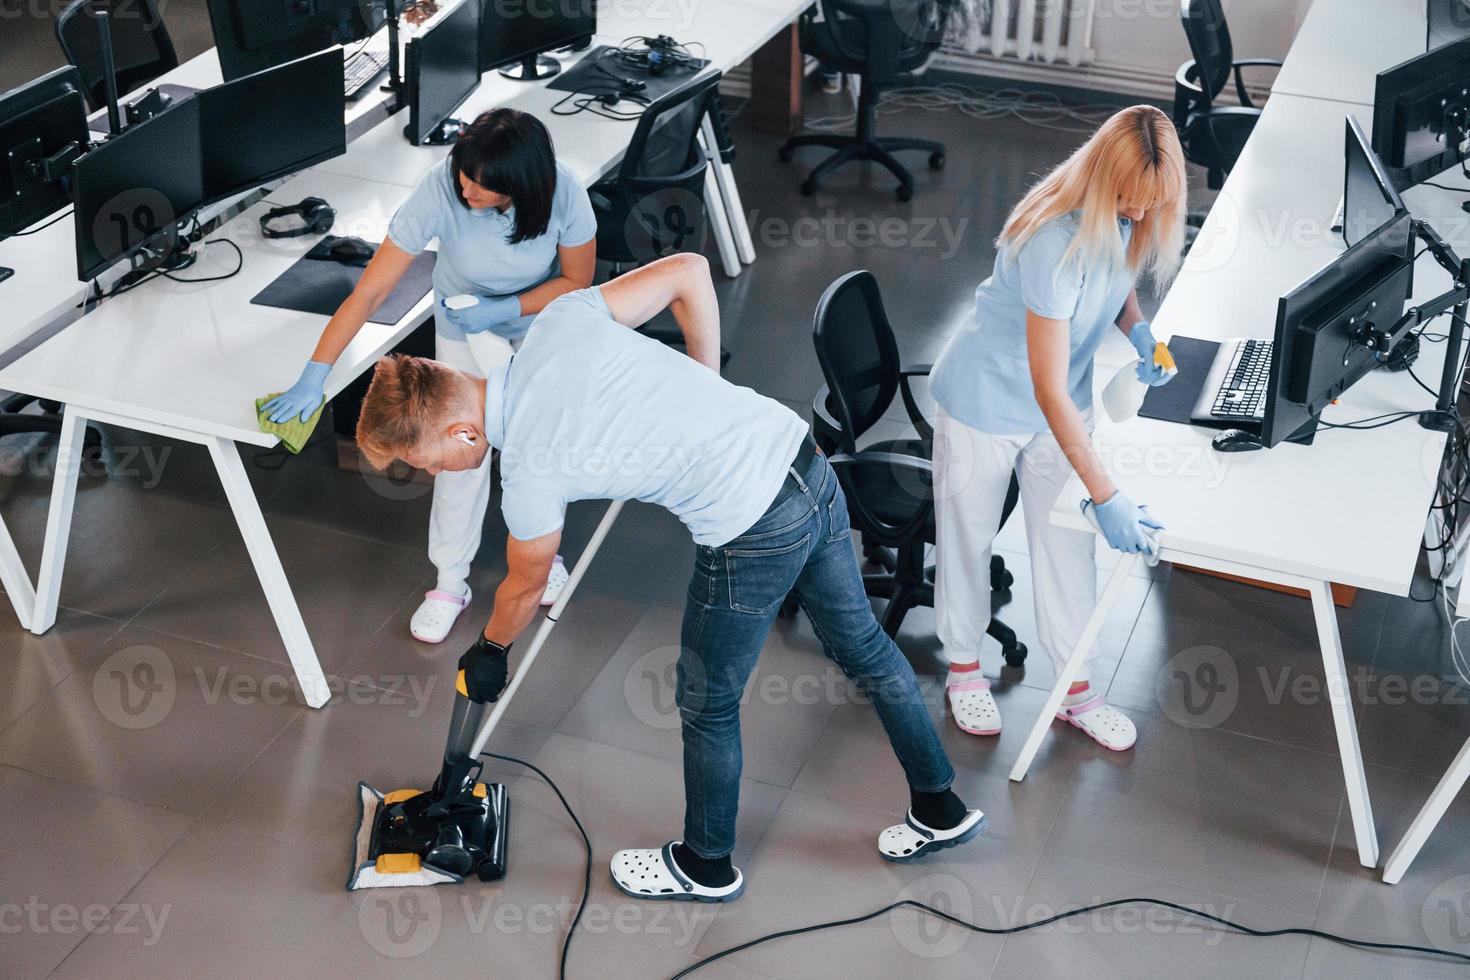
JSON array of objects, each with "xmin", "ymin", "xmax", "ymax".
[{"xmin": 678, "ymin": 448, "xmax": 956, "ymax": 859}]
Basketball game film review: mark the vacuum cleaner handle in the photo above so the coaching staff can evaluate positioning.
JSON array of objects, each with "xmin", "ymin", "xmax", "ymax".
[{"xmin": 468, "ymin": 499, "xmax": 626, "ymax": 760}]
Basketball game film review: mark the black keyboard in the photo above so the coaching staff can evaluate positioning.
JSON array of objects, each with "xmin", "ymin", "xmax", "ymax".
[{"xmin": 1210, "ymin": 338, "xmax": 1273, "ymax": 420}]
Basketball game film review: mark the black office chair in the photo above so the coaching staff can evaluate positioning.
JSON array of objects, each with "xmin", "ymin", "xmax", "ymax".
[
  {"xmin": 779, "ymin": 0, "xmax": 952, "ymax": 201},
  {"xmin": 1173, "ymin": 0, "xmax": 1282, "ymax": 193},
  {"xmin": 591, "ymin": 69, "xmax": 730, "ymax": 363},
  {"xmin": 810, "ymin": 270, "xmax": 1025, "ymax": 665},
  {"xmin": 55, "ymin": 0, "xmax": 179, "ymax": 113}
]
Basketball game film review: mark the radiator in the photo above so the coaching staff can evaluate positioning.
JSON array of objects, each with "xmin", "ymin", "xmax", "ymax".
[{"xmin": 949, "ymin": 0, "xmax": 1098, "ymax": 67}]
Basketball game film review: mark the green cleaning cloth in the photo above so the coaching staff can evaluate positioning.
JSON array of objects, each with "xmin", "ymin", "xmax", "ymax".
[{"xmin": 255, "ymin": 395, "xmax": 325, "ymax": 454}]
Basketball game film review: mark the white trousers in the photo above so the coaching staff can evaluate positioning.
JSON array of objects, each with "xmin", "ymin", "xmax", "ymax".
[
  {"xmin": 932, "ymin": 407, "xmax": 1097, "ymax": 682},
  {"xmin": 430, "ymin": 331, "xmax": 517, "ymax": 592}
]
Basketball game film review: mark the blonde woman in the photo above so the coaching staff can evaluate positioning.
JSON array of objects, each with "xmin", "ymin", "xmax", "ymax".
[{"xmin": 929, "ymin": 105, "xmax": 1186, "ymax": 751}]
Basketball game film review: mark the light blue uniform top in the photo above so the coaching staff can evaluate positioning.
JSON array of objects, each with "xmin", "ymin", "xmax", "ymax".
[
  {"xmin": 386, "ymin": 157, "xmax": 596, "ymax": 341},
  {"xmin": 485, "ymin": 287, "xmax": 809, "ymax": 546},
  {"xmin": 931, "ymin": 212, "xmax": 1135, "ymax": 434}
]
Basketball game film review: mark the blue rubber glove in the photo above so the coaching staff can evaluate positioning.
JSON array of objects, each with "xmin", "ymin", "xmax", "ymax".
[
  {"xmin": 439, "ymin": 294, "xmax": 521, "ymax": 335},
  {"xmin": 1128, "ymin": 320, "xmax": 1174, "ymax": 387},
  {"xmin": 262, "ymin": 360, "xmax": 330, "ymax": 424},
  {"xmin": 1092, "ymin": 491, "xmax": 1164, "ymax": 555}
]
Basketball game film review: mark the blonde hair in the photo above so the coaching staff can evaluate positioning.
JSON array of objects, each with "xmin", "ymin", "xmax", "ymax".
[
  {"xmin": 356, "ymin": 354, "xmax": 466, "ymax": 469},
  {"xmin": 1000, "ymin": 104, "xmax": 1187, "ymax": 288}
]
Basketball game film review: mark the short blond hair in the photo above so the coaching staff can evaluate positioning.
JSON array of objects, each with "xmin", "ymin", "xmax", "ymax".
[
  {"xmin": 355, "ymin": 354, "xmax": 465, "ymax": 469},
  {"xmin": 1000, "ymin": 104, "xmax": 1187, "ymax": 288}
]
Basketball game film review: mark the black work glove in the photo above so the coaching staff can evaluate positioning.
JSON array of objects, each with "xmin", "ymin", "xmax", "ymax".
[{"xmin": 457, "ymin": 635, "xmax": 511, "ymax": 703}]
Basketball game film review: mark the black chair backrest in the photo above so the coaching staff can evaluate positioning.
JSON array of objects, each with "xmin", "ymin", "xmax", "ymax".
[
  {"xmin": 1179, "ymin": 0, "xmax": 1233, "ymax": 103},
  {"xmin": 812, "ymin": 270, "xmax": 902, "ymax": 454},
  {"xmin": 617, "ymin": 69, "xmax": 722, "ymax": 185},
  {"xmin": 808, "ymin": 0, "xmax": 949, "ymax": 82},
  {"xmin": 56, "ymin": 0, "xmax": 179, "ymax": 112}
]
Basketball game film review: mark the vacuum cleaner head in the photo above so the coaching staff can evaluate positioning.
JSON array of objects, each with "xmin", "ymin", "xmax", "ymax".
[{"xmin": 347, "ymin": 780, "xmax": 509, "ymax": 891}]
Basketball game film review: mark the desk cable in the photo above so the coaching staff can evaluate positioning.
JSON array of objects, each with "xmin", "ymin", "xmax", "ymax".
[{"xmin": 475, "ymin": 747, "xmax": 1470, "ymax": 979}]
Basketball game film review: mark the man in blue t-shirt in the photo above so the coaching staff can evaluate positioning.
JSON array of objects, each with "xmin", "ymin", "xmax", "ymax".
[{"xmin": 354, "ymin": 255, "xmax": 986, "ymax": 900}]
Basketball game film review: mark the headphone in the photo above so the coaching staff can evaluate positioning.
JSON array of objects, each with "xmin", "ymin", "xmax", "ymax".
[
  {"xmin": 260, "ymin": 197, "xmax": 336, "ymax": 239},
  {"xmin": 456, "ymin": 432, "xmax": 477, "ymax": 446}
]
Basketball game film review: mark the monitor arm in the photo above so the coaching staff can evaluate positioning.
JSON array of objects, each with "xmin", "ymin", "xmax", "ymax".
[
  {"xmin": 384, "ymin": 0, "xmax": 405, "ymax": 114},
  {"xmin": 1384, "ymin": 218, "xmax": 1470, "ymax": 431}
]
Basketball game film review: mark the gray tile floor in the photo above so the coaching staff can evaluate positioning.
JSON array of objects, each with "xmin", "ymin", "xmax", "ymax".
[{"xmin": 3, "ymin": 28, "xmax": 1470, "ymax": 979}]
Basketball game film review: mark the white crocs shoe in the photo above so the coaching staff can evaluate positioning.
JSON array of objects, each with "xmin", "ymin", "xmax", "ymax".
[
  {"xmin": 1056, "ymin": 694, "xmax": 1137, "ymax": 751},
  {"xmin": 409, "ymin": 588, "xmax": 471, "ymax": 644},
  {"xmin": 947, "ymin": 675, "xmax": 1001, "ymax": 736},
  {"xmin": 610, "ymin": 842, "xmax": 744, "ymax": 903},
  {"xmin": 878, "ymin": 808, "xmax": 987, "ymax": 863},
  {"xmin": 541, "ymin": 555, "xmax": 569, "ymax": 607}
]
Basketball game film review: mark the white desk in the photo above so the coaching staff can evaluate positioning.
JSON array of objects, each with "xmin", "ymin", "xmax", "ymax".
[
  {"xmin": 0, "ymin": 172, "xmax": 432, "ymax": 707},
  {"xmin": 1005, "ymin": 90, "xmax": 1470, "ymax": 874},
  {"xmin": 1271, "ymin": 0, "xmax": 1426, "ymax": 107}
]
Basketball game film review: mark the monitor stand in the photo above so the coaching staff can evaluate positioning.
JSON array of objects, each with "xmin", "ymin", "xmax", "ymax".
[
  {"xmin": 111, "ymin": 226, "xmax": 197, "ymax": 293},
  {"xmin": 499, "ymin": 54, "xmax": 562, "ymax": 81}
]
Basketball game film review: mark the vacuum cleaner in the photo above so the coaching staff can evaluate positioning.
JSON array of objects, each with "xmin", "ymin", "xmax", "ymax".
[{"xmin": 348, "ymin": 500, "xmax": 625, "ymax": 891}]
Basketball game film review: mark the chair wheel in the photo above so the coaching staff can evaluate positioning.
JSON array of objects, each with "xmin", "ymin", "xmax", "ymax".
[
  {"xmin": 1002, "ymin": 642, "xmax": 1027, "ymax": 668},
  {"xmin": 800, "ymin": 178, "xmax": 817, "ymax": 196},
  {"xmin": 928, "ymin": 152, "xmax": 945, "ymax": 170},
  {"xmin": 778, "ymin": 145, "xmax": 795, "ymax": 162},
  {"xmin": 895, "ymin": 184, "xmax": 914, "ymax": 202},
  {"xmin": 991, "ymin": 568, "xmax": 1013, "ymax": 591}
]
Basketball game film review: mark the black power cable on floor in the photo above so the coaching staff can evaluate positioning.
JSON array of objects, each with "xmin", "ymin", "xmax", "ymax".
[{"xmin": 484, "ymin": 752, "xmax": 1470, "ymax": 977}]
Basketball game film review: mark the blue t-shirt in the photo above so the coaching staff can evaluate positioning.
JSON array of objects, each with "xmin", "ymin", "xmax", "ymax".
[
  {"xmin": 485, "ymin": 287, "xmax": 808, "ymax": 547},
  {"xmin": 386, "ymin": 158, "xmax": 596, "ymax": 341},
  {"xmin": 931, "ymin": 212, "xmax": 1135, "ymax": 434}
]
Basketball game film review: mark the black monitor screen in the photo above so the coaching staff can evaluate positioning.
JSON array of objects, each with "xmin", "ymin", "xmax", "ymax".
[
  {"xmin": 198, "ymin": 48, "xmax": 346, "ymax": 202},
  {"xmin": 408, "ymin": 0, "xmax": 482, "ymax": 143},
  {"xmin": 1429, "ymin": 0, "xmax": 1470, "ymax": 50},
  {"xmin": 72, "ymin": 98, "xmax": 205, "ymax": 281},
  {"xmin": 480, "ymin": 0, "xmax": 595, "ymax": 72},
  {"xmin": 0, "ymin": 67, "xmax": 90, "ymax": 240},
  {"xmin": 208, "ymin": 0, "xmax": 383, "ymax": 80},
  {"xmin": 1343, "ymin": 115, "xmax": 1404, "ymax": 247}
]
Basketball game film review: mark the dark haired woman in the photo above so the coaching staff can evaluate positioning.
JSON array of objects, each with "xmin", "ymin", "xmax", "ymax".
[{"xmin": 264, "ymin": 108, "xmax": 596, "ymax": 643}]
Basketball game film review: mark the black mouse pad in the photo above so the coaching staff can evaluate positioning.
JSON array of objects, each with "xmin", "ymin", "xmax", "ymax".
[
  {"xmin": 1138, "ymin": 335, "xmax": 1224, "ymax": 427},
  {"xmin": 547, "ymin": 46, "xmax": 710, "ymax": 100},
  {"xmin": 251, "ymin": 247, "xmax": 436, "ymax": 325}
]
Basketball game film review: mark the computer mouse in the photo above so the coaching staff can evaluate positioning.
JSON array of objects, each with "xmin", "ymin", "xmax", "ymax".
[
  {"xmin": 329, "ymin": 237, "xmax": 375, "ymax": 267},
  {"xmin": 1211, "ymin": 429, "xmax": 1264, "ymax": 453}
]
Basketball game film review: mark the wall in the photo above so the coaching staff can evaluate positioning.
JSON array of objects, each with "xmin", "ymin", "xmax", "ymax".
[{"xmin": 937, "ymin": 0, "xmax": 1318, "ymax": 100}]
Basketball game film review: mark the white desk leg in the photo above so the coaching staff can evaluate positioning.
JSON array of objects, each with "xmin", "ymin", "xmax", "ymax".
[
  {"xmin": 31, "ymin": 407, "xmax": 87, "ymax": 635},
  {"xmin": 0, "ymin": 515, "xmax": 35, "ymax": 632},
  {"xmin": 700, "ymin": 116, "xmax": 755, "ymax": 264},
  {"xmin": 1010, "ymin": 554, "xmax": 1140, "ymax": 782},
  {"xmin": 1383, "ymin": 735, "xmax": 1470, "ymax": 883},
  {"xmin": 1310, "ymin": 579, "xmax": 1379, "ymax": 868},
  {"xmin": 205, "ymin": 436, "xmax": 331, "ymax": 709},
  {"xmin": 703, "ymin": 158, "xmax": 742, "ymax": 279}
]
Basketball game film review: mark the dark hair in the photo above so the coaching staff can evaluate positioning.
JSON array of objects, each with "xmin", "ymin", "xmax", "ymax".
[{"xmin": 448, "ymin": 108, "xmax": 557, "ymax": 244}]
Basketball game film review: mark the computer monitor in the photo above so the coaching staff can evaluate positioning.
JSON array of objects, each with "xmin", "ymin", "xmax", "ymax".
[
  {"xmin": 1429, "ymin": 0, "xmax": 1470, "ymax": 50},
  {"xmin": 0, "ymin": 67, "xmax": 90, "ymax": 240},
  {"xmin": 72, "ymin": 98, "xmax": 205, "ymax": 281},
  {"xmin": 207, "ymin": 0, "xmax": 385, "ymax": 81},
  {"xmin": 1261, "ymin": 211, "xmax": 1416, "ymax": 447},
  {"xmin": 1371, "ymin": 36, "xmax": 1470, "ymax": 187},
  {"xmin": 198, "ymin": 48, "xmax": 346, "ymax": 200},
  {"xmin": 479, "ymin": 0, "xmax": 595, "ymax": 80},
  {"xmin": 1343, "ymin": 115, "xmax": 1406, "ymax": 247},
  {"xmin": 404, "ymin": 0, "xmax": 482, "ymax": 145}
]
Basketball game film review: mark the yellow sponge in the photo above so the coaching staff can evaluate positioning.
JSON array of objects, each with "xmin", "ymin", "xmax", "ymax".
[{"xmin": 1153, "ymin": 341, "xmax": 1177, "ymax": 374}]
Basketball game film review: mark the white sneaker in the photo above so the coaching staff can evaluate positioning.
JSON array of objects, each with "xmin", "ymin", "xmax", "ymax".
[
  {"xmin": 410, "ymin": 587, "xmax": 471, "ymax": 644},
  {"xmin": 541, "ymin": 555, "xmax": 569, "ymax": 607}
]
